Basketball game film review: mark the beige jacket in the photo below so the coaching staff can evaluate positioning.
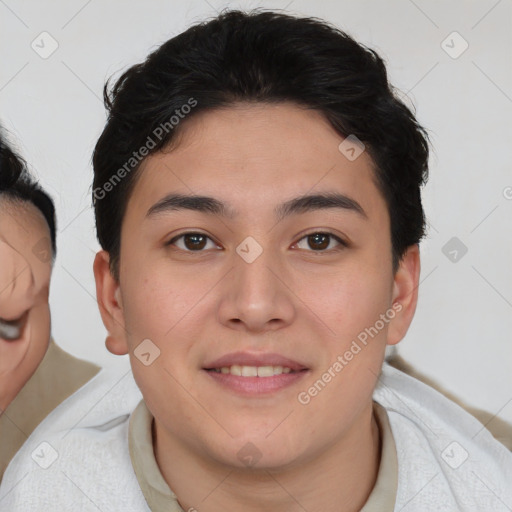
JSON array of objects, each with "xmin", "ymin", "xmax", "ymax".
[{"xmin": 0, "ymin": 339, "xmax": 100, "ymax": 480}]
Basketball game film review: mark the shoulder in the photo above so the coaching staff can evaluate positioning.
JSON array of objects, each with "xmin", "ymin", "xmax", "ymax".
[
  {"xmin": 43, "ymin": 339, "xmax": 101, "ymax": 387},
  {"xmin": 0, "ymin": 363, "xmax": 148, "ymax": 511},
  {"xmin": 5, "ymin": 339, "xmax": 102, "ymax": 434},
  {"xmin": 374, "ymin": 362, "xmax": 512, "ymax": 511}
]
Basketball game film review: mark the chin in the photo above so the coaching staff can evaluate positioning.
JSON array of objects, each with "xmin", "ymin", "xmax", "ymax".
[{"xmin": 212, "ymin": 432, "xmax": 300, "ymax": 471}]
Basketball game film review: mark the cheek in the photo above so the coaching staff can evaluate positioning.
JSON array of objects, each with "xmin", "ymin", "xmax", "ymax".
[
  {"xmin": 121, "ymin": 265, "xmax": 178, "ymax": 336},
  {"xmin": 120, "ymin": 262, "xmax": 209, "ymax": 358},
  {"xmin": 118, "ymin": 252, "xmax": 201, "ymax": 393},
  {"xmin": 20, "ymin": 304, "xmax": 51, "ymax": 371},
  {"xmin": 29, "ymin": 306, "xmax": 51, "ymax": 354},
  {"xmin": 296, "ymin": 276, "xmax": 389, "ymax": 427},
  {"xmin": 301, "ymin": 263, "xmax": 391, "ymax": 341}
]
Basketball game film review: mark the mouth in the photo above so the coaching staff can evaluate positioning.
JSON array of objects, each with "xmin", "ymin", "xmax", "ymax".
[
  {"xmin": 205, "ymin": 365, "xmax": 304, "ymax": 377},
  {"xmin": 203, "ymin": 352, "xmax": 310, "ymax": 395}
]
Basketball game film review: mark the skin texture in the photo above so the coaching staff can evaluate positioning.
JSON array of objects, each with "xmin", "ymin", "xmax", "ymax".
[
  {"xmin": 0, "ymin": 199, "xmax": 52, "ymax": 412},
  {"xmin": 94, "ymin": 102, "xmax": 420, "ymax": 512}
]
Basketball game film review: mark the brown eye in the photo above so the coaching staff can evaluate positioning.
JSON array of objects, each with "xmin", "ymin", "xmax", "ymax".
[
  {"xmin": 295, "ymin": 232, "xmax": 346, "ymax": 252},
  {"xmin": 167, "ymin": 232, "xmax": 218, "ymax": 252},
  {"xmin": 183, "ymin": 234, "xmax": 207, "ymax": 250},
  {"xmin": 308, "ymin": 233, "xmax": 329, "ymax": 250}
]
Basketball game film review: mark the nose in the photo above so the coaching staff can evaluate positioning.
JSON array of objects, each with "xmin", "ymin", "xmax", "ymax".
[{"xmin": 217, "ymin": 243, "xmax": 296, "ymax": 333}]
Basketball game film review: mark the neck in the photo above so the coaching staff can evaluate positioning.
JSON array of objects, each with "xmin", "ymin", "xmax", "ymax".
[{"xmin": 154, "ymin": 402, "xmax": 381, "ymax": 512}]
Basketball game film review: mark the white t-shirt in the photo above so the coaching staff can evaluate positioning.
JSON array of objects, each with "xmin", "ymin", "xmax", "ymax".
[{"xmin": 0, "ymin": 362, "xmax": 511, "ymax": 511}]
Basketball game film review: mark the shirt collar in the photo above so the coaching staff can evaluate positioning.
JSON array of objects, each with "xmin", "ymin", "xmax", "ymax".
[{"xmin": 128, "ymin": 399, "xmax": 398, "ymax": 511}]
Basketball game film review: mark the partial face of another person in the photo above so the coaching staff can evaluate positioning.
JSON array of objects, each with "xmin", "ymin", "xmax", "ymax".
[
  {"xmin": 0, "ymin": 199, "xmax": 52, "ymax": 410},
  {"xmin": 95, "ymin": 102, "xmax": 419, "ymax": 470}
]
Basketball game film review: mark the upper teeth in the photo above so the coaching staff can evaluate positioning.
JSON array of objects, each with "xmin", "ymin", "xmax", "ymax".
[{"xmin": 213, "ymin": 365, "xmax": 293, "ymax": 377}]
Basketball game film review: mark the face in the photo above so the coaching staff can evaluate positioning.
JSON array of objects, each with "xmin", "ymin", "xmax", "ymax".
[
  {"xmin": 95, "ymin": 102, "xmax": 420, "ymax": 470},
  {"xmin": 0, "ymin": 199, "xmax": 52, "ymax": 409}
]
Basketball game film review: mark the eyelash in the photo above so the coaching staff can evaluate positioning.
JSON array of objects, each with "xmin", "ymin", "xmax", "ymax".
[{"xmin": 165, "ymin": 231, "xmax": 348, "ymax": 254}]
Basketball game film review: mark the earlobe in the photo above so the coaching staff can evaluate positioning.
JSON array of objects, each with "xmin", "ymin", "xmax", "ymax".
[
  {"xmin": 387, "ymin": 244, "xmax": 421, "ymax": 346},
  {"xmin": 93, "ymin": 250, "xmax": 129, "ymax": 356}
]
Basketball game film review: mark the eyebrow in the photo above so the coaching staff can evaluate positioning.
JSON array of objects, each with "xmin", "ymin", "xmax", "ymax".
[{"xmin": 146, "ymin": 192, "xmax": 368, "ymax": 221}]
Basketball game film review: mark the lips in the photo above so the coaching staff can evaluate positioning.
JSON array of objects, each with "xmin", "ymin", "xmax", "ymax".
[
  {"xmin": 204, "ymin": 351, "xmax": 308, "ymax": 372},
  {"xmin": 203, "ymin": 353, "xmax": 309, "ymax": 395}
]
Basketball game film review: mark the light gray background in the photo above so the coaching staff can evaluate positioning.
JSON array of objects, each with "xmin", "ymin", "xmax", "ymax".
[{"xmin": 1, "ymin": 0, "xmax": 511, "ymax": 424}]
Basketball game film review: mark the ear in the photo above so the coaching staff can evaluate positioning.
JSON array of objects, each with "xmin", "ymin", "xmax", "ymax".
[
  {"xmin": 93, "ymin": 250, "xmax": 129, "ymax": 356},
  {"xmin": 387, "ymin": 244, "xmax": 421, "ymax": 346}
]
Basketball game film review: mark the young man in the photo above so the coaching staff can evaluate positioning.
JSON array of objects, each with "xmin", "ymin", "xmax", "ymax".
[
  {"xmin": 1, "ymin": 10, "xmax": 511, "ymax": 511},
  {"xmin": 0, "ymin": 133, "xmax": 100, "ymax": 481}
]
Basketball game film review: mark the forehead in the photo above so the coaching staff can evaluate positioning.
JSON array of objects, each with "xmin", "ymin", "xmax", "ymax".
[
  {"xmin": 0, "ymin": 198, "xmax": 52, "ymax": 264},
  {"xmin": 126, "ymin": 102, "xmax": 386, "ymax": 223}
]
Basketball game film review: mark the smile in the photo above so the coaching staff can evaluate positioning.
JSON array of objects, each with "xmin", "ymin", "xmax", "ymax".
[
  {"xmin": 204, "ymin": 366, "xmax": 309, "ymax": 395},
  {"xmin": 209, "ymin": 365, "xmax": 295, "ymax": 377},
  {"xmin": 202, "ymin": 351, "xmax": 310, "ymax": 395}
]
